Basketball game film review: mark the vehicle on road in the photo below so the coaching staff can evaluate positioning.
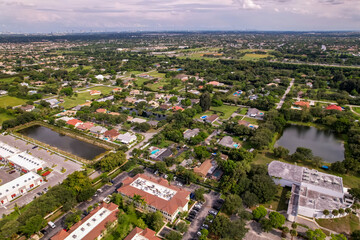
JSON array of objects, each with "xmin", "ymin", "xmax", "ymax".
[
  {"xmin": 48, "ymin": 221, "xmax": 56, "ymax": 229},
  {"xmin": 9, "ymin": 170, "xmax": 15, "ymax": 174}
]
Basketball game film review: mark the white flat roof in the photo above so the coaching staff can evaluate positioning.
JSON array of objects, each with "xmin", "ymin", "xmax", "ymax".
[
  {"xmin": 0, "ymin": 141, "xmax": 20, "ymax": 158},
  {"xmin": 65, "ymin": 207, "xmax": 112, "ymax": 240},
  {"xmin": 0, "ymin": 172, "xmax": 41, "ymax": 197},
  {"xmin": 130, "ymin": 177, "xmax": 177, "ymax": 201},
  {"xmin": 8, "ymin": 152, "xmax": 45, "ymax": 171}
]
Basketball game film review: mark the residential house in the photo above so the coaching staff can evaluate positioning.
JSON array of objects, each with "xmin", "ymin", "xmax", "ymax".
[
  {"xmin": 326, "ymin": 105, "xmax": 343, "ymax": 111},
  {"xmin": 183, "ymin": 129, "xmax": 200, "ymax": 140},
  {"xmin": 172, "ymin": 106, "xmax": 184, "ymax": 112},
  {"xmin": 66, "ymin": 119, "xmax": 83, "ymax": 127},
  {"xmin": 45, "ymin": 99, "xmax": 60, "ymax": 108},
  {"xmin": 19, "ymin": 105, "xmax": 35, "ymax": 112},
  {"xmin": 294, "ymin": 101, "xmax": 310, "ymax": 108},
  {"xmin": 90, "ymin": 90, "xmax": 101, "ymax": 95},
  {"xmin": 194, "ymin": 160, "xmax": 213, "ymax": 178},
  {"xmin": 117, "ymin": 132, "xmax": 137, "ymax": 145},
  {"xmin": 0, "ymin": 90, "xmax": 8, "ymax": 95},
  {"xmin": 205, "ymin": 114, "xmax": 219, "ymax": 124},
  {"xmin": 104, "ymin": 129, "xmax": 120, "ymax": 141},
  {"xmin": 76, "ymin": 122, "xmax": 94, "ymax": 131},
  {"xmin": 247, "ymin": 108, "xmax": 264, "ymax": 118},
  {"xmin": 89, "ymin": 126, "xmax": 107, "ymax": 135},
  {"xmin": 218, "ymin": 136, "xmax": 238, "ymax": 149},
  {"xmin": 147, "ymin": 120, "xmax": 159, "ymax": 128},
  {"xmin": 96, "ymin": 108, "xmax": 107, "ymax": 114}
]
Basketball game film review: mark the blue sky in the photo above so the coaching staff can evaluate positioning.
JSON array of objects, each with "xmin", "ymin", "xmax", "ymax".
[{"xmin": 0, "ymin": 0, "xmax": 359, "ymax": 33}]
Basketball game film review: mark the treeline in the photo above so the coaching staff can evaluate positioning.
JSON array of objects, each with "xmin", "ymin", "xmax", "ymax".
[{"xmin": 0, "ymin": 171, "xmax": 95, "ymax": 239}]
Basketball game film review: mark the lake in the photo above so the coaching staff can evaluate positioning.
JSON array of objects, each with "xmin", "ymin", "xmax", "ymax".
[
  {"xmin": 275, "ymin": 125, "xmax": 344, "ymax": 163},
  {"xmin": 20, "ymin": 125, "xmax": 106, "ymax": 160}
]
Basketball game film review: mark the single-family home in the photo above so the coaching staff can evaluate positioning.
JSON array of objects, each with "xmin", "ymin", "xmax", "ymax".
[
  {"xmin": 76, "ymin": 122, "xmax": 94, "ymax": 131},
  {"xmin": 66, "ymin": 119, "xmax": 83, "ymax": 127},
  {"xmin": 19, "ymin": 105, "xmax": 35, "ymax": 112},
  {"xmin": 205, "ymin": 114, "xmax": 219, "ymax": 124},
  {"xmin": 104, "ymin": 129, "xmax": 120, "ymax": 141},
  {"xmin": 218, "ymin": 136, "xmax": 239, "ymax": 149},
  {"xmin": 294, "ymin": 101, "xmax": 310, "ymax": 108},
  {"xmin": 326, "ymin": 104, "xmax": 343, "ymax": 111},
  {"xmin": 90, "ymin": 90, "xmax": 101, "ymax": 95},
  {"xmin": 183, "ymin": 128, "xmax": 200, "ymax": 140},
  {"xmin": 89, "ymin": 126, "xmax": 107, "ymax": 135},
  {"xmin": 117, "ymin": 132, "xmax": 137, "ymax": 145},
  {"xmin": 96, "ymin": 108, "xmax": 107, "ymax": 114},
  {"xmin": 247, "ymin": 108, "xmax": 264, "ymax": 118}
]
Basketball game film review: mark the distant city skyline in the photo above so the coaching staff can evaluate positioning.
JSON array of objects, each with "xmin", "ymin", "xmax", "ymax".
[{"xmin": 0, "ymin": 0, "xmax": 359, "ymax": 33}]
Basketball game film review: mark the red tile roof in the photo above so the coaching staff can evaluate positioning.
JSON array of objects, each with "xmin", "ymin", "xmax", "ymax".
[
  {"xmin": 294, "ymin": 101, "xmax": 310, "ymax": 108},
  {"xmin": 194, "ymin": 160, "xmax": 212, "ymax": 177},
  {"xmin": 172, "ymin": 106, "xmax": 184, "ymax": 112},
  {"xmin": 124, "ymin": 227, "xmax": 160, "ymax": 240},
  {"xmin": 96, "ymin": 108, "xmax": 107, "ymax": 113},
  {"xmin": 66, "ymin": 119, "xmax": 83, "ymax": 126},
  {"xmin": 118, "ymin": 174, "xmax": 190, "ymax": 216},
  {"xmin": 104, "ymin": 129, "xmax": 120, "ymax": 138},
  {"xmin": 76, "ymin": 122, "xmax": 94, "ymax": 130},
  {"xmin": 326, "ymin": 105, "xmax": 343, "ymax": 111},
  {"xmin": 51, "ymin": 203, "xmax": 119, "ymax": 240}
]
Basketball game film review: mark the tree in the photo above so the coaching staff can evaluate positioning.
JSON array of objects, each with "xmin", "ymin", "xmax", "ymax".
[
  {"xmin": 176, "ymin": 222, "xmax": 188, "ymax": 233},
  {"xmin": 291, "ymin": 222, "xmax": 298, "ymax": 229},
  {"xmin": 0, "ymin": 220, "xmax": 20, "ymax": 239},
  {"xmin": 165, "ymin": 231, "xmax": 182, "ymax": 240},
  {"xmin": 200, "ymin": 92, "xmax": 211, "ymax": 112},
  {"xmin": 290, "ymin": 229, "xmax": 297, "ymax": 240},
  {"xmin": 210, "ymin": 215, "xmax": 247, "ymax": 240},
  {"xmin": 332, "ymin": 209, "xmax": 339, "ymax": 216},
  {"xmin": 199, "ymin": 229, "xmax": 209, "ymax": 240},
  {"xmin": 223, "ymin": 194, "xmax": 243, "ymax": 215},
  {"xmin": 252, "ymin": 205, "xmax": 267, "ymax": 221},
  {"xmin": 323, "ymin": 209, "xmax": 329, "ymax": 216},
  {"xmin": 339, "ymin": 208, "xmax": 344, "ymax": 215},
  {"xmin": 269, "ymin": 212, "xmax": 285, "ymax": 228},
  {"xmin": 98, "ymin": 151, "xmax": 127, "ymax": 172},
  {"xmin": 351, "ymin": 230, "xmax": 360, "ymax": 240},
  {"xmin": 194, "ymin": 188, "xmax": 206, "ymax": 202},
  {"xmin": 133, "ymin": 194, "xmax": 146, "ymax": 208},
  {"xmin": 306, "ymin": 229, "xmax": 326, "ymax": 240},
  {"xmin": 146, "ymin": 211, "xmax": 164, "ymax": 232},
  {"xmin": 260, "ymin": 218, "xmax": 273, "ymax": 232},
  {"xmin": 64, "ymin": 211, "xmax": 82, "ymax": 229},
  {"xmin": 273, "ymin": 146, "xmax": 289, "ymax": 159},
  {"xmin": 330, "ymin": 233, "xmax": 347, "ymax": 240},
  {"xmin": 20, "ymin": 215, "xmax": 46, "ymax": 237},
  {"xmin": 242, "ymin": 191, "xmax": 259, "ymax": 207},
  {"xmin": 345, "ymin": 208, "xmax": 352, "ymax": 214},
  {"xmin": 194, "ymin": 146, "xmax": 211, "ymax": 160},
  {"xmin": 349, "ymin": 188, "xmax": 360, "ymax": 200},
  {"xmin": 251, "ymin": 174, "xmax": 277, "ymax": 203}
]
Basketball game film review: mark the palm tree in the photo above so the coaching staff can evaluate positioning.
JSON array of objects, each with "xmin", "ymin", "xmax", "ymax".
[
  {"xmin": 133, "ymin": 194, "xmax": 146, "ymax": 208},
  {"xmin": 290, "ymin": 229, "xmax": 297, "ymax": 240}
]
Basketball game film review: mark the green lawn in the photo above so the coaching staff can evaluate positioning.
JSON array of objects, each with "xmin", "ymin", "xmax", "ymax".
[
  {"xmin": 210, "ymin": 105, "xmax": 239, "ymax": 119},
  {"xmin": 0, "ymin": 77, "xmax": 16, "ymax": 83},
  {"xmin": 242, "ymin": 117, "xmax": 259, "ymax": 124},
  {"xmin": 134, "ymin": 77, "xmax": 150, "ymax": 86},
  {"xmin": 148, "ymin": 71, "xmax": 166, "ymax": 78},
  {"xmin": 0, "ymin": 112, "xmax": 14, "ymax": 124},
  {"xmin": 316, "ymin": 214, "xmax": 360, "ymax": 234},
  {"xmin": 0, "ymin": 96, "xmax": 27, "ymax": 108},
  {"xmin": 146, "ymin": 79, "xmax": 169, "ymax": 91},
  {"xmin": 240, "ymin": 53, "xmax": 269, "ymax": 61},
  {"xmin": 66, "ymin": 66, "xmax": 92, "ymax": 72},
  {"xmin": 239, "ymin": 107, "xmax": 248, "ymax": 115},
  {"xmin": 352, "ymin": 107, "xmax": 360, "ymax": 114},
  {"xmin": 60, "ymin": 86, "xmax": 114, "ymax": 109}
]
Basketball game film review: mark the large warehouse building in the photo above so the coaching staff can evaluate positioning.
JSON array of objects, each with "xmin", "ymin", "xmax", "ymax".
[
  {"xmin": 268, "ymin": 161, "xmax": 353, "ymax": 220},
  {"xmin": 0, "ymin": 171, "xmax": 43, "ymax": 205},
  {"xmin": 0, "ymin": 141, "xmax": 20, "ymax": 160},
  {"xmin": 7, "ymin": 151, "xmax": 45, "ymax": 173},
  {"xmin": 118, "ymin": 174, "xmax": 190, "ymax": 222}
]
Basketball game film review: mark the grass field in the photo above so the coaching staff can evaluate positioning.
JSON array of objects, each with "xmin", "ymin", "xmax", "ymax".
[
  {"xmin": 60, "ymin": 86, "xmax": 114, "ymax": 109},
  {"xmin": 146, "ymin": 78, "xmax": 169, "ymax": 91},
  {"xmin": 147, "ymin": 71, "xmax": 166, "ymax": 78},
  {"xmin": 210, "ymin": 105, "xmax": 239, "ymax": 119},
  {"xmin": 66, "ymin": 65, "xmax": 92, "ymax": 72},
  {"xmin": 240, "ymin": 53, "xmax": 269, "ymax": 61},
  {"xmin": 242, "ymin": 117, "xmax": 259, "ymax": 124},
  {"xmin": 0, "ymin": 77, "xmax": 16, "ymax": 83},
  {"xmin": 0, "ymin": 113, "xmax": 14, "ymax": 124},
  {"xmin": 352, "ymin": 107, "xmax": 360, "ymax": 114},
  {"xmin": 0, "ymin": 96, "xmax": 26, "ymax": 108},
  {"xmin": 316, "ymin": 214, "xmax": 360, "ymax": 234}
]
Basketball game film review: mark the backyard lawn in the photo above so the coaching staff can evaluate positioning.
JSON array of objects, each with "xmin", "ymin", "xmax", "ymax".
[
  {"xmin": 316, "ymin": 214, "xmax": 360, "ymax": 234},
  {"xmin": 60, "ymin": 86, "xmax": 114, "ymax": 109},
  {"xmin": 0, "ymin": 96, "xmax": 26, "ymax": 108},
  {"xmin": 210, "ymin": 105, "xmax": 239, "ymax": 119},
  {"xmin": 0, "ymin": 77, "xmax": 16, "ymax": 83},
  {"xmin": 0, "ymin": 112, "xmax": 14, "ymax": 124}
]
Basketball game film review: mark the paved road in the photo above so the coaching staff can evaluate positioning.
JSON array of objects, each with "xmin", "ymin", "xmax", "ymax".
[
  {"xmin": 276, "ymin": 78, "xmax": 294, "ymax": 110},
  {"xmin": 125, "ymin": 130, "xmax": 159, "ymax": 158},
  {"xmin": 41, "ymin": 171, "xmax": 129, "ymax": 240}
]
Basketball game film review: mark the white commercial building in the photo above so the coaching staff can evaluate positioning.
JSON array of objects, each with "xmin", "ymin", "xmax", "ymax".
[
  {"xmin": 0, "ymin": 141, "xmax": 20, "ymax": 159},
  {"xmin": 7, "ymin": 152, "xmax": 45, "ymax": 173},
  {"xmin": 0, "ymin": 172, "xmax": 43, "ymax": 205},
  {"xmin": 268, "ymin": 161, "xmax": 353, "ymax": 221}
]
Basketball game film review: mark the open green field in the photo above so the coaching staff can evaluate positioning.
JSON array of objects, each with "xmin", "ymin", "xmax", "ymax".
[
  {"xmin": 60, "ymin": 86, "xmax": 114, "ymax": 109},
  {"xmin": 0, "ymin": 96, "xmax": 26, "ymax": 108},
  {"xmin": 240, "ymin": 53, "xmax": 269, "ymax": 61},
  {"xmin": 66, "ymin": 65, "xmax": 92, "ymax": 72},
  {"xmin": 316, "ymin": 214, "xmax": 360, "ymax": 234},
  {"xmin": 0, "ymin": 77, "xmax": 16, "ymax": 83},
  {"xmin": 146, "ymin": 78, "xmax": 169, "ymax": 91},
  {"xmin": 352, "ymin": 107, "xmax": 360, "ymax": 114},
  {"xmin": 147, "ymin": 71, "xmax": 166, "ymax": 78},
  {"xmin": 210, "ymin": 105, "xmax": 239, "ymax": 119},
  {"xmin": 242, "ymin": 117, "xmax": 259, "ymax": 124},
  {"xmin": 0, "ymin": 112, "xmax": 14, "ymax": 124}
]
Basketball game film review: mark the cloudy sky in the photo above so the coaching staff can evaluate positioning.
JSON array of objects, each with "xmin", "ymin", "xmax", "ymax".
[{"xmin": 0, "ymin": 0, "xmax": 359, "ymax": 33}]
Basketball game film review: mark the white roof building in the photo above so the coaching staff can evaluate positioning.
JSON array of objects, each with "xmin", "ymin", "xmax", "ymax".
[
  {"xmin": 0, "ymin": 141, "xmax": 20, "ymax": 159},
  {"xmin": 0, "ymin": 172, "xmax": 43, "ymax": 206},
  {"xmin": 7, "ymin": 152, "xmax": 46, "ymax": 172},
  {"xmin": 117, "ymin": 132, "xmax": 137, "ymax": 144},
  {"xmin": 268, "ymin": 161, "xmax": 353, "ymax": 221},
  {"xmin": 95, "ymin": 75, "xmax": 104, "ymax": 81},
  {"xmin": 131, "ymin": 118, "xmax": 147, "ymax": 124}
]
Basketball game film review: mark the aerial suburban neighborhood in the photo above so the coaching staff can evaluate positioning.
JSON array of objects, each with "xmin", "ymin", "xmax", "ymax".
[{"xmin": 0, "ymin": 7, "xmax": 360, "ymax": 240}]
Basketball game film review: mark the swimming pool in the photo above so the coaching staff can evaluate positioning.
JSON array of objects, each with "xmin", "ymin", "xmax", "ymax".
[
  {"xmin": 233, "ymin": 144, "xmax": 238, "ymax": 148},
  {"xmin": 104, "ymin": 137, "xmax": 109, "ymax": 141},
  {"xmin": 200, "ymin": 115, "xmax": 207, "ymax": 119},
  {"xmin": 151, "ymin": 149, "xmax": 160, "ymax": 155}
]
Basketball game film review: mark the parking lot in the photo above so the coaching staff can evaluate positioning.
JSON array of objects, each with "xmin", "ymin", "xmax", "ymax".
[
  {"xmin": 0, "ymin": 166, "xmax": 21, "ymax": 184},
  {"xmin": 0, "ymin": 134, "xmax": 83, "ymax": 216},
  {"xmin": 183, "ymin": 191, "xmax": 223, "ymax": 240}
]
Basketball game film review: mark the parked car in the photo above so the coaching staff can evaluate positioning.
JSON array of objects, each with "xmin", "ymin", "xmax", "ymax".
[
  {"xmin": 202, "ymin": 224, "xmax": 209, "ymax": 229},
  {"xmin": 32, "ymin": 146, "xmax": 38, "ymax": 149},
  {"xmin": 48, "ymin": 221, "xmax": 56, "ymax": 229},
  {"xmin": 9, "ymin": 170, "xmax": 15, "ymax": 174},
  {"xmin": 197, "ymin": 232, "xmax": 202, "ymax": 236},
  {"xmin": 209, "ymin": 210, "xmax": 218, "ymax": 215}
]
